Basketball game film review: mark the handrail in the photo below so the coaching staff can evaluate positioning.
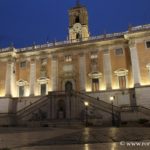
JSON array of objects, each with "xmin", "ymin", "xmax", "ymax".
[
  {"xmin": 73, "ymin": 91, "xmax": 120, "ymax": 111},
  {"xmin": 17, "ymin": 101, "xmax": 48, "ymax": 119},
  {"xmin": 138, "ymin": 106, "xmax": 150, "ymax": 116},
  {"xmin": 121, "ymin": 106, "xmax": 150, "ymax": 116},
  {"xmin": 17, "ymin": 96, "xmax": 48, "ymax": 120},
  {"xmin": 79, "ymin": 98, "xmax": 112, "ymax": 114},
  {"xmin": 17, "ymin": 95, "xmax": 48, "ymax": 115}
]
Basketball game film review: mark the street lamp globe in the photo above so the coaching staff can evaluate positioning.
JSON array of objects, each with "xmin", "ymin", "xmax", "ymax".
[
  {"xmin": 110, "ymin": 96, "xmax": 114, "ymax": 102},
  {"xmin": 84, "ymin": 101, "xmax": 89, "ymax": 106}
]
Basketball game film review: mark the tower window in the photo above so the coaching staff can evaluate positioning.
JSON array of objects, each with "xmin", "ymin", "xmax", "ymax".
[{"xmin": 75, "ymin": 16, "xmax": 80, "ymax": 23}]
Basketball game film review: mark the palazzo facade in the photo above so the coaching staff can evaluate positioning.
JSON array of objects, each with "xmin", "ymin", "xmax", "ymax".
[{"xmin": 0, "ymin": 3, "xmax": 150, "ymax": 125}]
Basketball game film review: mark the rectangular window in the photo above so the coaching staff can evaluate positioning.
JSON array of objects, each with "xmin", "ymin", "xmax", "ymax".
[
  {"xmin": 20, "ymin": 61, "xmax": 26, "ymax": 68},
  {"xmin": 65, "ymin": 55, "xmax": 72, "ymax": 62},
  {"xmin": 19, "ymin": 86, "xmax": 24, "ymax": 97},
  {"xmin": 41, "ymin": 84, "xmax": 46, "ymax": 95},
  {"xmin": 92, "ymin": 78, "xmax": 99, "ymax": 91},
  {"xmin": 118, "ymin": 76, "xmax": 126, "ymax": 89},
  {"xmin": 146, "ymin": 41, "xmax": 150, "ymax": 48},
  {"xmin": 115, "ymin": 48, "xmax": 124, "ymax": 56}
]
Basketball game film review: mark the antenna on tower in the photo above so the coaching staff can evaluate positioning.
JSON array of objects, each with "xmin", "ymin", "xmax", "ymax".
[{"xmin": 76, "ymin": 0, "xmax": 80, "ymax": 6}]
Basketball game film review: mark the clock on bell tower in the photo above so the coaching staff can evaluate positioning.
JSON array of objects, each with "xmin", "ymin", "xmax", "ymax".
[{"xmin": 68, "ymin": 1, "xmax": 89, "ymax": 41}]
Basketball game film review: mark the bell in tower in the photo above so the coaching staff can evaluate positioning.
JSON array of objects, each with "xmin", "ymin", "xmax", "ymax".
[{"xmin": 68, "ymin": 1, "xmax": 89, "ymax": 41}]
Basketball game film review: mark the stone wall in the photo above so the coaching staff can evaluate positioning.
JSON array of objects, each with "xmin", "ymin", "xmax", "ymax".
[
  {"xmin": 135, "ymin": 86, "xmax": 150, "ymax": 108},
  {"xmin": 87, "ymin": 90, "xmax": 131, "ymax": 107}
]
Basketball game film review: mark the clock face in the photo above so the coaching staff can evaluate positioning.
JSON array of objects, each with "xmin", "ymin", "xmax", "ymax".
[{"xmin": 73, "ymin": 23, "xmax": 82, "ymax": 33}]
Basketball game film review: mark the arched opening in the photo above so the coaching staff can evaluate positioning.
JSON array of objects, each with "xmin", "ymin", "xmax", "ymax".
[
  {"xmin": 57, "ymin": 99, "xmax": 66, "ymax": 119},
  {"xmin": 75, "ymin": 16, "xmax": 80, "ymax": 23},
  {"xmin": 65, "ymin": 81, "xmax": 73, "ymax": 92},
  {"xmin": 76, "ymin": 33, "xmax": 80, "ymax": 39}
]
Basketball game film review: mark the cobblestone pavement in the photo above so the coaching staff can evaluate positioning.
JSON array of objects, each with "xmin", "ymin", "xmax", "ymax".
[{"xmin": 0, "ymin": 127, "xmax": 150, "ymax": 150}]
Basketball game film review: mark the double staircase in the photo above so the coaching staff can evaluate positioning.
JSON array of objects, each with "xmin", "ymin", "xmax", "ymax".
[{"xmin": 14, "ymin": 91, "xmax": 150, "ymax": 127}]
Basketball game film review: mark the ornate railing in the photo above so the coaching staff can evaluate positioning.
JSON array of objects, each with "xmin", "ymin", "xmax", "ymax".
[
  {"xmin": 72, "ymin": 91, "xmax": 120, "ymax": 113},
  {"xmin": 130, "ymin": 24, "xmax": 150, "ymax": 31},
  {"xmin": 0, "ymin": 24, "xmax": 150, "ymax": 53},
  {"xmin": 121, "ymin": 105, "xmax": 150, "ymax": 116},
  {"xmin": 17, "ymin": 95, "xmax": 48, "ymax": 120}
]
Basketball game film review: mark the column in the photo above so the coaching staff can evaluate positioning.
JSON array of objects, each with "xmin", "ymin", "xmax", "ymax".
[
  {"xmin": 79, "ymin": 53, "xmax": 86, "ymax": 91},
  {"xmin": 29, "ymin": 59, "xmax": 36, "ymax": 96},
  {"xmin": 129, "ymin": 40, "xmax": 141, "ymax": 87},
  {"xmin": 5, "ymin": 61, "xmax": 12, "ymax": 96},
  {"xmin": 51, "ymin": 56, "xmax": 58, "ymax": 91},
  {"xmin": 5, "ymin": 59, "xmax": 16, "ymax": 97},
  {"xmin": 103, "ymin": 49, "xmax": 112, "ymax": 89}
]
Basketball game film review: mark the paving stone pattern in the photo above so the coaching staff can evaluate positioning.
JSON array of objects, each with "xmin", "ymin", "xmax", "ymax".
[{"xmin": 0, "ymin": 127, "xmax": 150, "ymax": 150}]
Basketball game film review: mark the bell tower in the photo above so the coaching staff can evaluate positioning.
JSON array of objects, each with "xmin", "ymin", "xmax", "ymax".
[{"xmin": 68, "ymin": 1, "xmax": 89, "ymax": 41}]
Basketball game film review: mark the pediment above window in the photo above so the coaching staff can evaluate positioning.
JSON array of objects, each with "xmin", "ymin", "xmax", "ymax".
[
  {"xmin": 114, "ymin": 69, "xmax": 128, "ymax": 76},
  {"xmin": 37, "ymin": 77, "xmax": 49, "ymax": 84},
  {"xmin": 88, "ymin": 71, "xmax": 102, "ymax": 79},
  {"xmin": 17, "ymin": 80, "xmax": 28, "ymax": 86}
]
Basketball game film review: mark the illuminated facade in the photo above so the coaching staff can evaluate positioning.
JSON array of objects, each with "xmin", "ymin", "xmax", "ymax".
[{"xmin": 0, "ymin": 3, "xmax": 150, "ymax": 125}]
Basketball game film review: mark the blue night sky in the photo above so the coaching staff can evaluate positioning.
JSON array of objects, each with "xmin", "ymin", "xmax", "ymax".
[{"xmin": 0, "ymin": 0, "xmax": 150, "ymax": 48}]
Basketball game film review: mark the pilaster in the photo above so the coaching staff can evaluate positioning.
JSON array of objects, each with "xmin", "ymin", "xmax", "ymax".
[
  {"xmin": 79, "ymin": 53, "xmax": 86, "ymax": 91},
  {"xmin": 29, "ymin": 58, "xmax": 36, "ymax": 96},
  {"xmin": 51, "ymin": 56, "xmax": 58, "ymax": 91},
  {"xmin": 5, "ymin": 58, "xmax": 16, "ymax": 97},
  {"xmin": 103, "ymin": 50, "xmax": 112, "ymax": 89},
  {"xmin": 129, "ymin": 40, "xmax": 141, "ymax": 87}
]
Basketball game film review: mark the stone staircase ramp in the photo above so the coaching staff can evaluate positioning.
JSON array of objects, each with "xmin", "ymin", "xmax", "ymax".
[
  {"xmin": 72, "ymin": 91, "xmax": 120, "ymax": 114},
  {"xmin": 16, "ymin": 96, "xmax": 49, "ymax": 120}
]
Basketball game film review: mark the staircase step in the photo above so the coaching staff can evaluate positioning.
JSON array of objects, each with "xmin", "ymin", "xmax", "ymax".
[{"xmin": 26, "ymin": 120, "xmax": 84, "ymax": 127}]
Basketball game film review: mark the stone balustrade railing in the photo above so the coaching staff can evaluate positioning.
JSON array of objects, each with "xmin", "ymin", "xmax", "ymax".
[{"xmin": 0, "ymin": 24, "xmax": 150, "ymax": 53}]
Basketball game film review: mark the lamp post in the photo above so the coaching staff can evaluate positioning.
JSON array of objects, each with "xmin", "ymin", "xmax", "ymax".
[
  {"xmin": 84, "ymin": 101, "xmax": 89, "ymax": 127},
  {"xmin": 110, "ymin": 96, "xmax": 115, "ymax": 126}
]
